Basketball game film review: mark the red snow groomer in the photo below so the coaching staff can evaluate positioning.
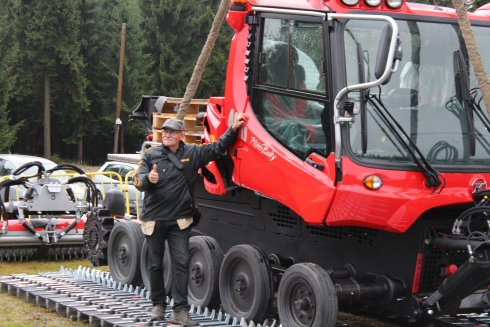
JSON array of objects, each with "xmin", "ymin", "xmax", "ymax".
[
  {"xmin": 94, "ymin": 0, "xmax": 490, "ymax": 325},
  {"xmin": 0, "ymin": 162, "xmax": 95, "ymax": 261},
  {"xmin": 192, "ymin": 0, "xmax": 490, "ymax": 324}
]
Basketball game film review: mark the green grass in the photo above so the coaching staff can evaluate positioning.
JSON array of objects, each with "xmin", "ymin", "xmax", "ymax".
[{"xmin": 0, "ymin": 259, "xmax": 107, "ymax": 326}]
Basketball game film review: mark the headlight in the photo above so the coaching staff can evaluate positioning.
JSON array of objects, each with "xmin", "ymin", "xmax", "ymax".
[
  {"xmin": 385, "ymin": 0, "xmax": 403, "ymax": 8},
  {"xmin": 365, "ymin": 0, "xmax": 382, "ymax": 6},
  {"xmin": 342, "ymin": 0, "xmax": 360, "ymax": 5}
]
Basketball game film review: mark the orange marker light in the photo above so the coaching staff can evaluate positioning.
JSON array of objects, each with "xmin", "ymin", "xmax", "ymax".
[{"xmin": 363, "ymin": 175, "xmax": 383, "ymax": 190}]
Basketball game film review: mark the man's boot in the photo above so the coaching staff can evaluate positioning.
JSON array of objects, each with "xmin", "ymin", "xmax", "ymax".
[
  {"xmin": 169, "ymin": 310, "xmax": 200, "ymax": 326},
  {"xmin": 150, "ymin": 304, "xmax": 166, "ymax": 321}
]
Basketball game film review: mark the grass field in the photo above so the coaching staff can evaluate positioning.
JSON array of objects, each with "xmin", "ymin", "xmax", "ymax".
[{"xmin": 0, "ymin": 259, "xmax": 105, "ymax": 327}]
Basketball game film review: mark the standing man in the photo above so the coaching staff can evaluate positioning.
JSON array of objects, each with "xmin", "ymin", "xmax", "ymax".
[{"xmin": 134, "ymin": 113, "xmax": 247, "ymax": 325}]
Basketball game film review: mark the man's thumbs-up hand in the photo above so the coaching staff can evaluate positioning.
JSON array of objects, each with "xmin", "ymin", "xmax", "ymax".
[{"xmin": 148, "ymin": 163, "xmax": 159, "ymax": 184}]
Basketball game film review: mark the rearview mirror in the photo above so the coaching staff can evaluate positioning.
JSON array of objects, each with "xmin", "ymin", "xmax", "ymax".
[
  {"xmin": 330, "ymin": 13, "xmax": 401, "ymax": 96},
  {"xmin": 375, "ymin": 25, "xmax": 402, "ymax": 84}
]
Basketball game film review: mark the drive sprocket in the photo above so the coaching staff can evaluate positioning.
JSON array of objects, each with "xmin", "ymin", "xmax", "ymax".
[{"xmin": 83, "ymin": 208, "xmax": 114, "ymax": 266}]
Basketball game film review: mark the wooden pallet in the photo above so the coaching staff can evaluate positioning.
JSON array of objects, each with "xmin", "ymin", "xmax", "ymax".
[{"xmin": 152, "ymin": 98, "xmax": 207, "ymax": 144}]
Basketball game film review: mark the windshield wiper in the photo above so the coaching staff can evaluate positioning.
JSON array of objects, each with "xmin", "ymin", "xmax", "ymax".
[
  {"xmin": 470, "ymin": 88, "xmax": 490, "ymax": 132},
  {"xmin": 453, "ymin": 50, "xmax": 476, "ymax": 156},
  {"xmin": 370, "ymin": 94, "xmax": 445, "ymax": 192},
  {"xmin": 469, "ymin": 88, "xmax": 490, "ymax": 155}
]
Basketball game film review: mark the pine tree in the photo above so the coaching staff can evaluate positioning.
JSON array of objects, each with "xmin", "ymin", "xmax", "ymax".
[
  {"xmin": 177, "ymin": 0, "xmax": 230, "ymax": 119},
  {"xmin": 10, "ymin": 0, "xmax": 88, "ymax": 159},
  {"xmin": 0, "ymin": 0, "xmax": 22, "ymax": 153},
  {"xmin": 0, "ymin": 75, "xmax": 21, "ymax": 153},
  {"xmin": 114, "ymin": 0, "xmax": 149, "ymax": 154},
  {"xmin": 75, "ymin": 0, "xmax": 149, "ymax": 162},
  {"xmin": 140, "ymin": 0, "xmax": 232, "ymax": 98}
]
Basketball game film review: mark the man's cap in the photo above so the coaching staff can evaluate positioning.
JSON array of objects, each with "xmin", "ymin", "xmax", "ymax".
[{"xmin": 161, "ymin": 118, "xmax": 184, "ymax": 131}]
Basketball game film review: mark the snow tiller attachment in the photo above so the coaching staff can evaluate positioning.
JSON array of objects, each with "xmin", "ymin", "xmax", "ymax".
[
  {"xmin": 420, "ymin": 190, "xmax": 490, "ymax": 318},
  {"xmin": 0, "ymin": 162, "xmax": 98, "ymax": 261}
]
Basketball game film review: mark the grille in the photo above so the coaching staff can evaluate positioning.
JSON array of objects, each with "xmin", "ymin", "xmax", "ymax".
[
  {"xmin": 306, "ymin": 225, "xmax": 379, "ymax": 247},
  {"xmin": 420, "ymin": 246, "xmax": 468, "ymax": 293},
  {"xmin": 270, "ymin": 205, "xmax": 298, "ymax": 229}
]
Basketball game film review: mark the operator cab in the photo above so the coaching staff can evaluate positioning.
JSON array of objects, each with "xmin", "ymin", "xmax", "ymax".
[{"xmin": 221, "ymin": 5, "xmax": 400, "ymax": 224}]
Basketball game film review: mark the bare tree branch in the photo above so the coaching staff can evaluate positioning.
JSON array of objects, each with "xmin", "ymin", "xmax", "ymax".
[
  {"xmin": 176, "ymin": 0, "xmax": 230, "ymax": 120},
  {"xmin": 453, "ymin": 0, "xmax": 490, "ymax": 117}
]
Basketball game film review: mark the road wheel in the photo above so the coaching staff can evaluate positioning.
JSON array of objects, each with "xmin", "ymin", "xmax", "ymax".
[
  {"xmin": 188, "ymin": 236, "xmax": 223, "ymax": 309},
  {"xmin": 107, "ymin": 220, "xmax": 144, "ymax": 286},
  {"xmin": 219, "ymin": 244, "xmax": 273, "ymax": 322},
  {"xmin": 278, "ymin": 263, "xmax": 338, "ymax": 327},
  {"xmin": 140, "ymin": 239, "xmax": 172, "ymax": 294}
]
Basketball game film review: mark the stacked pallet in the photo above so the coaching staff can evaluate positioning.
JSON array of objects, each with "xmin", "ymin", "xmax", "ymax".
[{"xmin": 152, "ymin": 98, "xmax": 207, "ymax": 144}]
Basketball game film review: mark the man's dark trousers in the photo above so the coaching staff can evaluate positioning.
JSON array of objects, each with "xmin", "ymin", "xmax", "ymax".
[{"xmin": 146, "ymin": 220, "xmax": 190, "ymax": 312}]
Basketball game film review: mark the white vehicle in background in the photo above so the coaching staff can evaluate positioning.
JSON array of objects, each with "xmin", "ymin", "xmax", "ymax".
[
  {"xmin": 91, "ymin": 161, "xmax": 142, "ymax": 215},
  {"xmin": 0, "ymin": 154, "xmax": 58, "ymax": 177}
]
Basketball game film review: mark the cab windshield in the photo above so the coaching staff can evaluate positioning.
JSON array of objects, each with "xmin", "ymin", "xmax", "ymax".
[{"xmin": 346, "ymin": 20, "xmax": 490, "ymax": 169}]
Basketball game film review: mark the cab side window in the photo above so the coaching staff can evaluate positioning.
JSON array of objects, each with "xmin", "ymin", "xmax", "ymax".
[
  {"xmin": 252, "ymin": 16, "xmax": 329, "ymax": 159},
  {"xmin": 259, "ymin": 19, "xmax": 324, "ymax": 93}
]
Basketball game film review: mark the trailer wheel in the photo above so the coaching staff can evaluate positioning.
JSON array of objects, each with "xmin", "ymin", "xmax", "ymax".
[
  {"xmin": 107, "ymin": 221, "xmax": 144, "ymax": 286},
  {"xmin": 140, "ymin": 239, "xmax": 172, "ymax": 294},
  {"xmin": 219, "ymin": 244, "xmax": 273, "ymax": 322},
  {"xmin": 188, "ymin": 236, "xmax": 223, "ymax": 309},
  {"xmin": 278, "ymin": 263, "xmax": 338, "ymax": 327}
]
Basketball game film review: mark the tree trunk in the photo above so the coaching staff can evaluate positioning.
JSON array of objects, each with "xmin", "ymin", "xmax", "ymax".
[
  {"xmin": 452, "ymin": 0, "xmax": 490, "ymax": 116},
  {"xmin": 78, "ymin": 137, "xmax": 83, "ymax": 163},
  {"xmin": 120, "ymin": 125, "xmax": 125, "ymax": 154},
  {"xmin": 44, "ymin": 73, "xmax": 51, "ymax": 159},
  {"xmin": 113, "ymin": 23, "xmax": 126, "ymax": 153},
  {"xmin": 176, "ymin": 0, "xmax": 230, "ymax": 120}
]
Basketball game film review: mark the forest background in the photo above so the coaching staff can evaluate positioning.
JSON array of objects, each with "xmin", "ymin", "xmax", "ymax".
[{"xmin": 0, "ymin": 0, "xmax": 487, "ymax": 164}]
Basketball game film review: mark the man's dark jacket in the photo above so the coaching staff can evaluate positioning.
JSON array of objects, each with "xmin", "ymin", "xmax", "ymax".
[{"xmin": 134, "ymin": 128, "xmax": 238, "ymax": 222}]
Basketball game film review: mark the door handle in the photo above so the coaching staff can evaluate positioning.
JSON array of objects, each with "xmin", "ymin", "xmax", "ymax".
[{"xmin": 305, "ymin": 157, "xmax": 324, "ymax": 171}]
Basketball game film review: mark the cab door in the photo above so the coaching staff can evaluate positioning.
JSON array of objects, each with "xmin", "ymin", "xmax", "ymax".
[{"xmin": 232, "ymin": 14, "xmax": 337, "ymax": 225}]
